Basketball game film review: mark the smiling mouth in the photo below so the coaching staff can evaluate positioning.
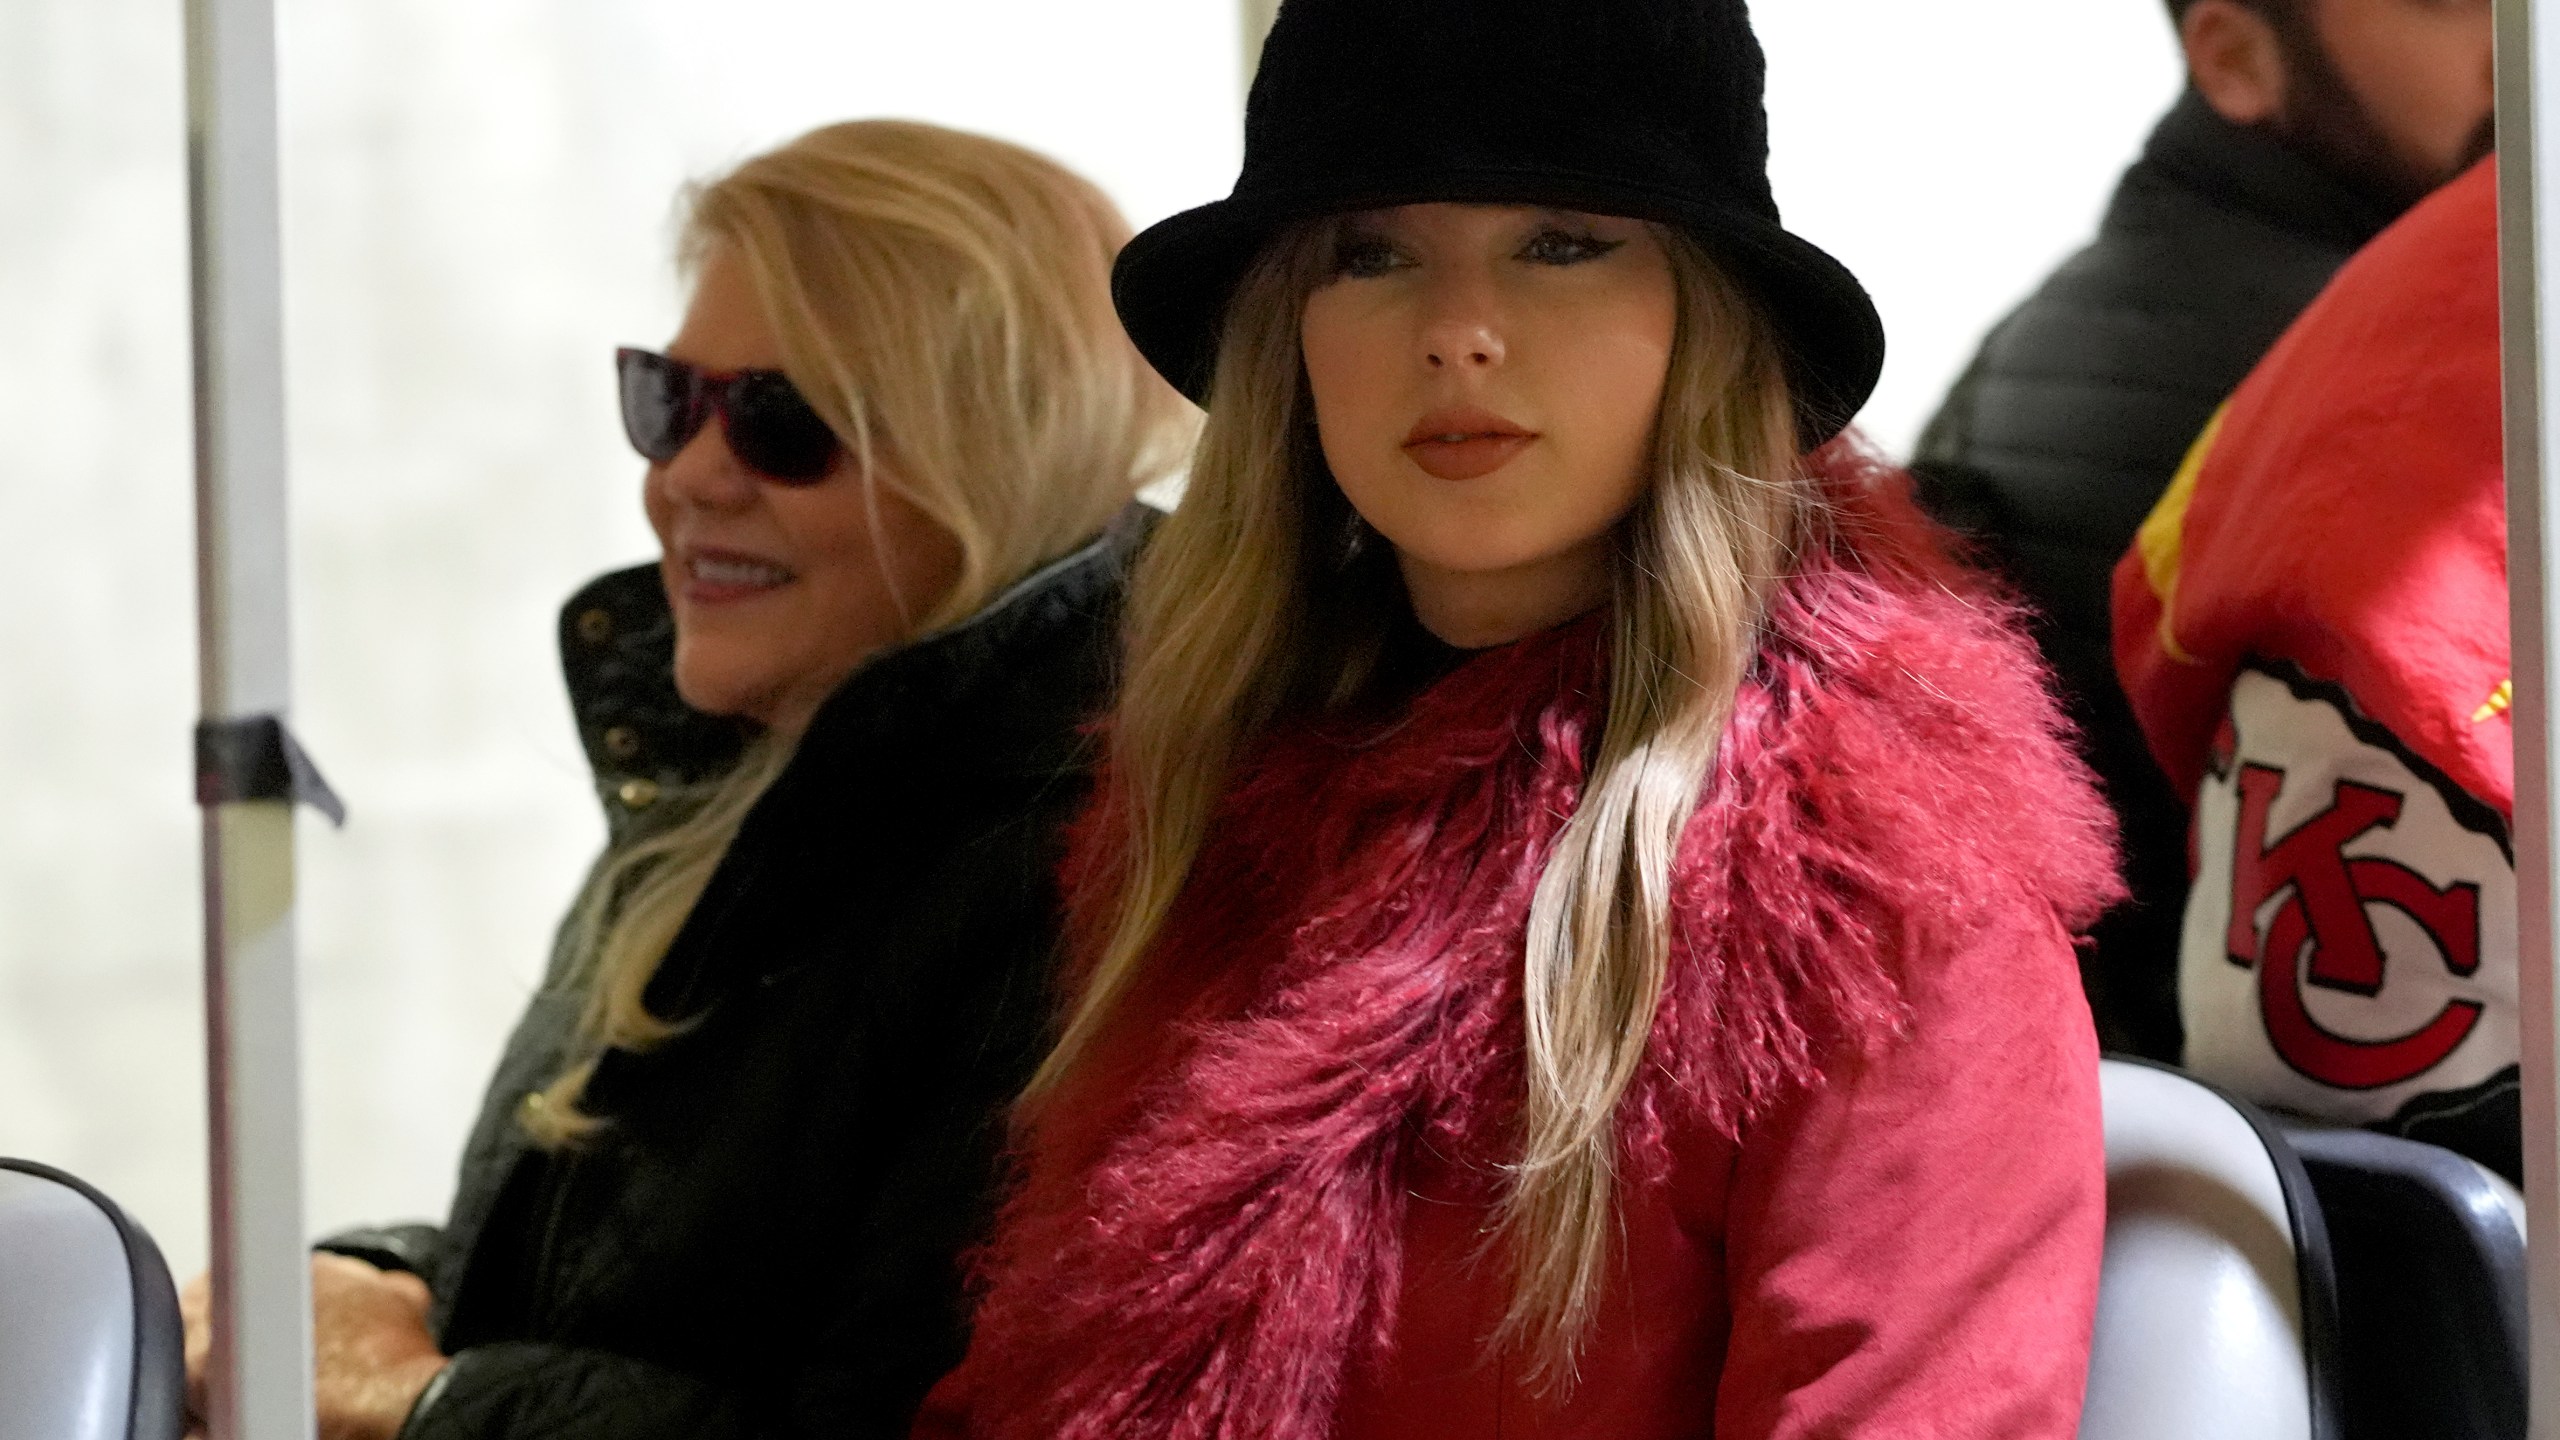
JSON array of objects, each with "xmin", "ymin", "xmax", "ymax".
[{"xmin": 683, "ymin": 551, "xmax": 795, "ymax": 601}]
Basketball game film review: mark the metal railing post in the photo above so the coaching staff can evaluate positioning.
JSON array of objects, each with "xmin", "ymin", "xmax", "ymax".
[
  {"xmin": 183, "ymin": 0, "xmax": 318, "ymax": 1433},
  {"xmin": 2495, "ymin": 2, "xmax": 2560, "ymax": 1433}
]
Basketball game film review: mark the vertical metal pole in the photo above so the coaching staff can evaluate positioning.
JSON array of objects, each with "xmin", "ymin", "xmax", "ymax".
[
  {"xmin": 184, "ymin": 0, "xmax": 316, "ymax": 1434},
  {"xmin": 2496, "ymin": 2, "xmax": 2560, "ymax": 1433}
]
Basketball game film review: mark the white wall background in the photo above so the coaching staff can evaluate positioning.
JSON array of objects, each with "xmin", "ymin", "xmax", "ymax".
[{"xmin": 0, "ymin": 2, "xmax": 2179, "ymax": 1282}]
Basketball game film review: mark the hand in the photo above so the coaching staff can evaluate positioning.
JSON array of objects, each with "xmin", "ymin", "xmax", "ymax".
[
  {"xmin": 180, "ymin": 1268, "xmax": 211, "ymax": 1437},
  {"xmin": 312, "ymin": 1254, "xmax": 447, "ymax": 1440},
  {"xmin": 181, "ymin": 1255, "xmax": 449, "ymax": 1440}
]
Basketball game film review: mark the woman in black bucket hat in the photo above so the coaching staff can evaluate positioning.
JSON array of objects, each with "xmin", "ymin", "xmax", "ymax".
[{"xmin": 918, "ymin": 2, "xmax": 2117, "ymax": 1437}]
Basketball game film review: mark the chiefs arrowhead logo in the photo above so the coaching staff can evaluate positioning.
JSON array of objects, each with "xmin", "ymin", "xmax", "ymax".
[
  {"xmin": 2225, "ymin": 765, "xmax": 2483, "ymax": 1088},
  {"xmin": 2184, "ymin": 663, "xmax": 2515, "ymax": 1117}
]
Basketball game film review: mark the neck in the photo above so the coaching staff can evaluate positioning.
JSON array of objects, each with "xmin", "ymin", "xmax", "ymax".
[
  {"xmin": 742, "ymin": 656, "xmax": 851, "ymax": 740},
  {"xmin": 1395, "ymin": 540, "xmax": 1610, "ymax": 649}
]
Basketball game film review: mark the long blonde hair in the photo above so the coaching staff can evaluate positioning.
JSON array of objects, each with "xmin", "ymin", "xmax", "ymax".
[
  {"xmin": 1026, "ymin": 219, "xmax": 1808, "ymax": 1374},
  {"xmin": 524, "ymin": 120, "xmax": 1193, "ymax": 1147}
]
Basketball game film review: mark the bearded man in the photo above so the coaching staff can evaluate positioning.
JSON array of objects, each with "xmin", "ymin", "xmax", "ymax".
[{"xmin": 1914, "ymin": 0, "xmax": 2492, "ymax": 1063}]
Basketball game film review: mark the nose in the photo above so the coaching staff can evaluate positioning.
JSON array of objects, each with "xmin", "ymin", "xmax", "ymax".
[
  {"xmin": 1423, "ymin": 325, "xmax": 1504, "ymax": 371},
  {"xmin": 1418, "ymin": 270, "xmax": 1507, "ymax": 372},
  {"xmin": 657, "ymin": 418, "xmax": 758, "ymax": 510}
]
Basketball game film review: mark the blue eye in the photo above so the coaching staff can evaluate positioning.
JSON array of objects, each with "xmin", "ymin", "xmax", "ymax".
[
  {"xmin": 1333, "ymin": 233, "xmax": 1404, "ymax": 279},
  {"xmin": 1520, "ymin": 229, "xmax": 1623, "ymax": 266}
]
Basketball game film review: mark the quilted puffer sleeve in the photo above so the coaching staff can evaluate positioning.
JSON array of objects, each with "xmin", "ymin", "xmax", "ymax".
[{"xmin": 314, "ymin": 1224, "xmax": 447, "ymax": 1286}]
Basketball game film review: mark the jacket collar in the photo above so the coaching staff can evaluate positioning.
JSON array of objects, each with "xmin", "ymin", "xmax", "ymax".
[
  {"xmin": 786, "ymin": 503, "xmax": 1148, "ymax": 777},
  {"xmin": 559, "ymin": 505, "xmax": 1151, "ymax": 836},
  {"xmin": 2124, "ymin": 88, "xmax": 2404, "ymax": 255},
  {"xmin": 624, "ymin": 504, "xmax": 1151, "ymax": 1015}
]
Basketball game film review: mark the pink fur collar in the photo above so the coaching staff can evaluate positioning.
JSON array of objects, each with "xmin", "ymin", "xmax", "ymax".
[{"xmin": 952, "ymin": 453, "xmax": 2122, "ymax": 1440}]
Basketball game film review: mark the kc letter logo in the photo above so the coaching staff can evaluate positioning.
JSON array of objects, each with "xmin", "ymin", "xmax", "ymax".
[
  {"xmin": 2225, "ymin": 765, "xmax": 2482, "ymax": 1088},
  {"xmin": 2182, "ymin": 665, "xmax": 2514, "ymax": 1118}
]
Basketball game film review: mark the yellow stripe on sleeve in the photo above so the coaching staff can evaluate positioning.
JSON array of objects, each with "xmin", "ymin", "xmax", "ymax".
[{"xmin": 2131, "ymin": 403, "xmax": 2228, "ymax": 667}]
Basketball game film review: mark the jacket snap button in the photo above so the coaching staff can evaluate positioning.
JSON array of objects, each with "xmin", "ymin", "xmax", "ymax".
[
  {"xmin": 603, "ymin": 726, "xmax": 643, "ymax": 761},
  {"xmin": 517, "ymin": 1090, "xmax": 548, "ymax": 1124},
  {"xmin": 618, "ymin": 777, "xmax": 661, "ymax": 811},
  {"xmin": 576, "ymin": 608, "xmax": 613, "ymax": 645}
]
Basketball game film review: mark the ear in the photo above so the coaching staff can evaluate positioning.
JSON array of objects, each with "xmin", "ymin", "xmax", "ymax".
[{"xmin": 2181, "ymin": 0, "xmax": 2289, "ymax": 127}]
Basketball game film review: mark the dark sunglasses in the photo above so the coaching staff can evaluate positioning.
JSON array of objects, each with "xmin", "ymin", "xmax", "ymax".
[{"xmin": 614, "ymin": 346, "xmax": 842, "ymax": 484}]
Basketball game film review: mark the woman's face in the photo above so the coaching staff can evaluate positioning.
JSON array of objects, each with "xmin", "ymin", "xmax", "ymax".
[
  {"xmin": 644, "ymin": 243, "xmax": 962, "ymax": 735},
  {"xmin": 1299, "ymin": 203, "xmax": 1677, "ymax": 647}
]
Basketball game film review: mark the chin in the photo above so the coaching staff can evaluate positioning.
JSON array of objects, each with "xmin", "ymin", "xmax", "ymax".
[
  {"xmin": 671, "ymin": 657, "xmax": 777, "ymax": 723},
  {"xmin": 1357, "ymin": 477, "xmax": 1583, "ymax": 560},
  {"xmin": 1375, "ymin": 516, "xmax": 1590, "ymax": 582}
]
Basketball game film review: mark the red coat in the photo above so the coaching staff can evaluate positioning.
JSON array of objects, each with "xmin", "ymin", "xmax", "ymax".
[{"xmin": 919, "ymin": 451, "xmax": 2119, "ymax": 1440}]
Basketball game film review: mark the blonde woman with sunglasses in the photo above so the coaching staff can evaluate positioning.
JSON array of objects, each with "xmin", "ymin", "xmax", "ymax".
[{"xmin": 179, "ymin": 119, "xmax": 1189, "ymax": 1440}]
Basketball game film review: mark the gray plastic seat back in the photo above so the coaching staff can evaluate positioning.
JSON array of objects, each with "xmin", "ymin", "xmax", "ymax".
[
  {"xmin": 0, "ymin": 1160, "xmax": 184, "ymax": 1440},
  {"xmin": 2080, "ymin": 1060, "xmax": 2339, "ymax": 1440},
  {"xmin": 2281, "ymin": 1125, "xmax": 2525, "ymax": 1440}
]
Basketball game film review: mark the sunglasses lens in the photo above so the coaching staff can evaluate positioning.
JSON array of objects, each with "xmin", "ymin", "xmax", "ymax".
[
  {"xmin": 725, "ymin": 374, "xmax": 841, "ymax": 483},
  {"xmin": 617, "ymin": 349, "xmax": 699, "ymax": 464}
]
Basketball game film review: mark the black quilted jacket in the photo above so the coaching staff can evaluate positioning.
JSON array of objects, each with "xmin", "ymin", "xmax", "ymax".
[
  {"xmin": 1912, "ymin": 91, "xmax": 2403, "ymax": 1062},
  {"xmin": 325, "ymin": 511, "xmax": 1149, "ymax": 1439}
]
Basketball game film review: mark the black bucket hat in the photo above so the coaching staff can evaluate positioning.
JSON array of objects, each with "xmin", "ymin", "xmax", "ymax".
[{"xmin": 1112, "ymin": 0, "xmax": 1886, "ymax": 446}]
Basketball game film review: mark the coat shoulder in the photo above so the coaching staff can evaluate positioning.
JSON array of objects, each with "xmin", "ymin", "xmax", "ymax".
[
  {"xmin": 1643, "ymin": 451, "xmax": 2123, "ymax": 1139},
  {"xmin": 1728, "ymin": 452, "xmax": 2122, "ymax": 934}
]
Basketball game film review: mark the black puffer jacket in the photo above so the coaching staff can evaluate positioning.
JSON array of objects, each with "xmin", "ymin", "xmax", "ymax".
[
  {"xmin": 325, "ymin": 511, "xmax": 1149, "ymax": 1439},
  {"xmin": 1913, "ymin": 91, "xmax": 2402, "ymax": 1061}
]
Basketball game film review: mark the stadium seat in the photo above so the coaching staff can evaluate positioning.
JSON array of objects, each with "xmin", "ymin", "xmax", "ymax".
[
  {"xmin": 0, "ymin": 1159, "xmax": 184, "ymax": 1440},
  {"xmin": 2081, "ymin": 1059, "xmax": 2340, "ymax": 1440},
  {"xmin": 2280, "ymin": 1124, "xmax": 2526, "ymax": 1440}
]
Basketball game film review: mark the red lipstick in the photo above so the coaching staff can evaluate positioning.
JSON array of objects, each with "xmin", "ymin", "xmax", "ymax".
[{"xmin": 1402, "ymin": 407, "xmax": 1538, "ymax": 482}]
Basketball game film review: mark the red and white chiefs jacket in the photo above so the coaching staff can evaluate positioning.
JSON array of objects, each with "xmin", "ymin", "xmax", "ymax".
[{"xmin": 2113, "ymin": 157, "xmax": 2517, "ymax": 1177}]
